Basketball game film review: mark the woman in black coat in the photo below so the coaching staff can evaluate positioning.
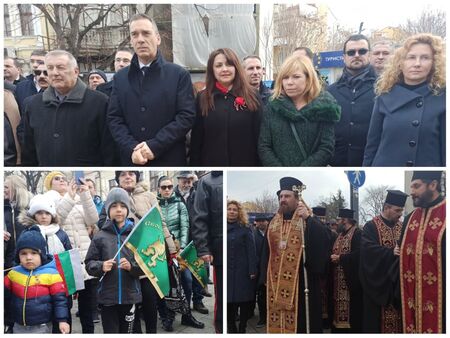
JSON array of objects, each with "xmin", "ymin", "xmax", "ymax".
[
  {"xmin": 190, "ymin": 48, "xmax": 262, "ymax": 166},
  {"xmin": 227, "ymin": 200, "xmax": 257, "ymax": 333},
  {"xmin": 364, "ymin": 33, "xmax": 446, "ymax": 166}
]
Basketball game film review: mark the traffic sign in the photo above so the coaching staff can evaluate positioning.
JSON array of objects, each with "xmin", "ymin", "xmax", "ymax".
[{"xmin": 347, "ymin": 171, "xmax": 366, "ymax": 188}]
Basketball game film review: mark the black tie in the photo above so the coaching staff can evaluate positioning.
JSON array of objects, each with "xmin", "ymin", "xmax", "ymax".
[{"xmin": 140, "ymin": 67, "xmax": 149, "ymax": 87}]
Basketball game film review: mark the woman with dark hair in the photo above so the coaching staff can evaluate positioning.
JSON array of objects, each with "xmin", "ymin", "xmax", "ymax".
[
  {"xmin": 227, "ymin": 200, "xmax": 257, "ymax": 333},
  {"xmin": 258, "ymin": 55, "xmax": 341, "ymax": 166},
  {"xmin": 190, "ymin": 48, "xmax": 263, "ymax": 166},
  {"xmin": 363, "ymin": 33, "xmax": 446, "ymax": 166}
]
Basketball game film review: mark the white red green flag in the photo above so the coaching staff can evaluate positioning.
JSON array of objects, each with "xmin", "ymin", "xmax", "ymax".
[{"xmin": 54, "ymin": 249, "xmax": 85, "ymax": 295}]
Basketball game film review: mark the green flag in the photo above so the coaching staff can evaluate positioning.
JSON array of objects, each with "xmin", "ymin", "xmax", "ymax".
[
  {"xmin": 125, "ymin": 206, "xmax": 169, "ymax": 298},
  {"xmin": 179, "ymin": 241, "xmax": 208, "ymax": 288}
]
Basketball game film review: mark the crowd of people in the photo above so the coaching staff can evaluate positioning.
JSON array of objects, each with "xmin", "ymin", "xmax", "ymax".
[
  {"xmin": 227, "ymin": 172, "xmax": 445, "ymax": 333},
  {"xmin": 4, "ymin": 12, "xmax": 446, "ymax": 167},
  {"xmin": 4, "ymin": 170, "xmax": 223, "ymax": 334}
]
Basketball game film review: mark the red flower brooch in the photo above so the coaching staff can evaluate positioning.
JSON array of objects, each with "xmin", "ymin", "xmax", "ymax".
[{"xmin": 234, "ymin": 96, "xmax": 246, "ymax": 110}]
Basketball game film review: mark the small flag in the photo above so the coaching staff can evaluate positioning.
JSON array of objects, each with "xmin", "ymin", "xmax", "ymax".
[
  {"xmin": 125, "ymin": 206, "xmax": 170, "ymax": 298},
  {"xmin": 54, "ymin": 249, "xmax": 85, "ymax": 295},
  {"xmin": 178, "ymin": 241, "xmax": 208, "ymax": 288}
]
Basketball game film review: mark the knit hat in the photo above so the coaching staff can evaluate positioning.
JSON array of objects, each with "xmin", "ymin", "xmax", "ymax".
[
  {"xmin": 177, "ymin": 171, "xmax": 194, "ymax": 179},
  {"xmin": 105, "ymin": 188, "xmax": 131, "ymax": 218},
  {"xmin": 115, "ymin": 171, "xmax": 140, "ymax": 184},
  {"xmin": 88, "ymin": 69, "xmax": 107, "ymax": 82},
  {"xmin": 43, "ymin": 171, "xmax": 65, "ymax": 191},
  {"xmin": 15, "ymin": 225, "xmax": 49, "ymax": 265},
  {"xmin": 28, "ymin": 194, "xmax": 56, "ymax": 217}
]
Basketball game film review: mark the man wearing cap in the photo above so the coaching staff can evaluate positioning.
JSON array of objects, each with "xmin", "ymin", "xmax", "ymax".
[
  {"xmin": 259, "ymin": 177, "xmax": 331, "ymax": 333},
  {"xmin": 330, "ymin": 208, "xmax": 363, "ymax": 333},
  {"xmin": 359, "ymin": 190, "xmax": 408, "ymax": 333},
  {"xmin": 87, "ymin": 69, "xmax": 107, "ymax": 90},
  {"xmin": 395, "ymin": 171, "xmax": 445, "ymax": 333}
]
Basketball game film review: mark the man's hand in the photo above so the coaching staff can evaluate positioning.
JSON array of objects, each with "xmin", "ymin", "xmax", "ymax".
[
  {"xmin": 102, "ymin": 259, "xmax": 116, "ymax": 272},
  {"xmin": 59, "ymin": 322, "xmax": 70, "ymax": 334},
  {"xmin": 296, "ymin": 202, "xmax": 311, "ymax": 220},
  {"xmin": 200, "ymin": 254, "xmax": 213, "ymax": 264},
  {"xmin": 68, "ymin": 180, "xmax": 78, "ymax": 200},
  {"xmin": 119, "ymin": 257, "xmax": 131, "ymax": 271},
  {"xmin": 134, "ymin": 142, "xmax": 155, "ymax": 161},
  {"xmin": 131, "ymin": 148, "xmax": 148, "ymax": 165},
  {"xmin": 393, "ymin": 244, "xmax": 400, "ymax": 256},
  {"xmin": 330, "ymin": 254, "xmax": 340, "ymax": 263},
  {"xmin": 4, "ymin": 231, "xmax": 11, "ymax": 242}
]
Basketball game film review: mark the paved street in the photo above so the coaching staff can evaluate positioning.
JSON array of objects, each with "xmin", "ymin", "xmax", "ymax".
[{"xmin": 71, "ymin": 282, "xmax": 216, "ymax": 334}]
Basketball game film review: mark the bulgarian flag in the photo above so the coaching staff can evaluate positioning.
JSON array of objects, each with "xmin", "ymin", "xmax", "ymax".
[
  {"xmin": 178, "ymin": 241, "xmax": 208, "ymax": 288},
  {"xmin": 54, "ymin": 249, "xmax": 85, "ymax": 295}
]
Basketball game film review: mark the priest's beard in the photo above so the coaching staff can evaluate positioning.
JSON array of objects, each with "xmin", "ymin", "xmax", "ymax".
[{"xmin": 412, "ymin": 188, "xmax": 434, "ymax": 207}]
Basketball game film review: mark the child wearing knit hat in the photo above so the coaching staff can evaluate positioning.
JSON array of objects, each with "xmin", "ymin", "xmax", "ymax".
[
  {"xmin": 4, "ymin": 225, "xmax": 70, "ymax": 333},
  {"xmin": 19, "ymin": 194, "xmax": 72, "ymax": 255},
  {"xmin": 85, "ymin": 188, "xmax": 142, "ymax": 333}
]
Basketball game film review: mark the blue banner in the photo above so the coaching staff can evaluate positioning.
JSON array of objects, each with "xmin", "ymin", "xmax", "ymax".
[{"xmin": 317, "ymin": 51, "xmax": 344, "ymax": 69}]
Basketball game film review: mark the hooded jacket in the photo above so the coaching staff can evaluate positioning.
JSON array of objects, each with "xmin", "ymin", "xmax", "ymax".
[
  {"xmin": 85, "ymin": 219, "xmax": 142, "ymax": 306},
  {"xmin": 259, "ymin": 90, "xmax": 341, "ymax": 166}
]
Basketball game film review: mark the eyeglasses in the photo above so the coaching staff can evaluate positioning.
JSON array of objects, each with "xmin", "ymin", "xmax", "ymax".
[
  {"xmin": 160, "ymin": 185, "xmax": 173, "ymax": 190},
  {"xmin": 53, "ymin": 176, "xmax": 67, "ymax": 182},
  {"xmin": 345, "ymin": 48, "xmax": 369, "ymax": 57},
  {"xmin": 34, "ymin": 70, "xmax": 48, "ymax": 77}
]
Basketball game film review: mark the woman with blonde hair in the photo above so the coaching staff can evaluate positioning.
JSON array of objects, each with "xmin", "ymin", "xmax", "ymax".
[
  {"xmin": 190, "ymin": 48, "xmax": 263, "ymax": 166},
  {"xmin": 227, "ymin": 200, "xmax": 257, "ymax": 333},
  {"xmin": 259, "ymin": 55, "xmax": 341, "ymax": 166},
  {"xmin": 364, "ymin": 33, "xmax": 446, "ymax": 166}
]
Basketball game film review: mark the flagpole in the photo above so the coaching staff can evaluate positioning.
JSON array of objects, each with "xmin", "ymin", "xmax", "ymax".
[{"xmin": 99, "ymin": 205, "xmax": 157, "ymax": 282}]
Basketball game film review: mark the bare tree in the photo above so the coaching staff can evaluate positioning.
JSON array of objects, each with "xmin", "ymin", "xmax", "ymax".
[
  {"xmin": 315, "ymin": 189, "xmax": 347, "ymax": 222},
  {"xmin": 401, "ymin": 8, "xmax": 446, "ymax": 39},
  {"xmin": 242, "ymin": 190, "xmax": 278, "ymax": 213},
  {"xmin": 359, "ymin": 185, "xmax": 395, "ymax": 224},
  {"xmin": 326, "ymin": 24, "xmax": 356, "ymax": 51}
]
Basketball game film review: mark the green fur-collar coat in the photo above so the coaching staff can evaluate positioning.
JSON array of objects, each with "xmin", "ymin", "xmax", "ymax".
[{"xmin": 258, "ymin": 91, "xmax": 341, "ymax": 166}]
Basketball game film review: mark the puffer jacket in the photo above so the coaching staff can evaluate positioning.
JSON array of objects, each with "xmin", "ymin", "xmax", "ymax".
[
  {"xmin": 157, "ymin": 192, "xmax": 190, "ymax": 249},
  {"xmin": 4, "ymin": 257, "xmax": 69, "ymax": 326},
  {"xmin": 85, "ymin": 219, "xmax": 142, "ymax": 306},
  {"xmin": 47, "ymin": 190, "xmax": 99, "ymax": 281},
  {"xmin": 98, "ymin": 182, "xmax": 176, "ymax": 254}
]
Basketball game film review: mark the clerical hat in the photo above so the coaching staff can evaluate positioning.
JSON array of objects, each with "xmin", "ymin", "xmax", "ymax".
[
  {"xmin": 276, "ymin": 177, "xmax": 303, "ymax": 197},
  {"xmin": 385, "ymin": 190, "xmax": 408, "ymax": 207},
  {"xmin": 338, "ymin": 208, "xmax": 354, "ymax": 219},
  {"xmin": 312, "ymin": 206, "xmax": 326, "ymax": 217},
  {"xmin": 411, "ymin": 171, "xmax": 442, "ymax": 182}
]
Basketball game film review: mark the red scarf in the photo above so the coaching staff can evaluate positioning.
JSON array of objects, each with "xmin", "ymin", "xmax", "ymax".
[{"xmin": 215, "ymin": 82, "xmax": 246, "ymax": 110}]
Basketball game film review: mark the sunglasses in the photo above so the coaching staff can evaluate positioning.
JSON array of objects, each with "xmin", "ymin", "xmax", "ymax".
[
  {"xmin": 160, "ymin": 185, "xmax": 173, "ymax": 190},
  {"xmin": 34, "ymin": 70, "xmax": 48, "ymax": 77},
  {"xmin": 53, "ymin": 176, "xmax": 67, "ymax": 182},
  {"xmin": 345, "ymin": 48, "xmax": 369, "ymax": 57}
]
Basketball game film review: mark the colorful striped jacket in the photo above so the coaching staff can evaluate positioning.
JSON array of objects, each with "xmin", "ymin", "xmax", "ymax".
[{"xmin": 4, "ymin": 258, "xmax": 69, "ymax": 326}]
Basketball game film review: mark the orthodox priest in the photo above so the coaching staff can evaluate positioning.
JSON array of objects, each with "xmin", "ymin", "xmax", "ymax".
[
  {"xmin": 330, "ymin": 208, "xmax": 363, "ymax": 333},
  {"xmin": 259, "ymin": 177, "xmax": 331, "ymax": 333},
  {"xmin": 397, "ymin": 171, "xmax": 446, "ymax": 333},
  {"xmin": 360, "ymin": 190, "xmax": 408, "ymax": 333}
]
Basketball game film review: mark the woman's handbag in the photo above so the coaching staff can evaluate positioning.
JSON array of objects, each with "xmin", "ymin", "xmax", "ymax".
[{"xmin": 164, "ymin": 259, "xmax": 190, "ymax": 315}]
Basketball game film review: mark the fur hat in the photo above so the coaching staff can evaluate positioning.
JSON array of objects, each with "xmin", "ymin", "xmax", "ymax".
[
  {"xmin": 105, "ymin": 188, "xmax": 131, "ymax": 218},
  {"xmin": 15, "ymin": 225, "xmax": 49, "ymax": 265},
  {"xmin": 27, "ymin": 194, "xmax": 56, "ymax": 217},
  {"xmin": 43, "ymin": 171, "xmax": 65, "ymax": 191}
]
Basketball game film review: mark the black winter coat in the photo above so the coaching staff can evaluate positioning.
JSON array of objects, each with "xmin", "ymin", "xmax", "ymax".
[
  {"xmin": 191, "ymin": 172, "xmax": 223, "ymax": 266},
  {"xmin": 107, "ymin": 52, "xmax": 196, "ymax": 166},
  {"xmin": 227, "ymin": 222, "xmax": 257, "ymax": 303},
  {"xmin": 190, "ymin": 89, "xmax": 262, "ymax": 166},
  {"xmin": 328, "ymin": 67, "xmax": 377, "ymax": 166},
  {"xmin": 14, "ymin": 74, "xmax": 37, "ymax": 114},
  {"xmin": 4, "ymin": 200, "xmax": 26, "ymax": 269},
  {"xmin": 85, "ymin": 219, "xmax": 142, "ymax": 306},
  {"xmin": 21, "ymin": 79, "xmax": 115, "ymax": 166}
]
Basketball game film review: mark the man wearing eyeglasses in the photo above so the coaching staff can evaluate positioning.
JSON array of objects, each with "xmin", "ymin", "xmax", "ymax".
[
  {"xmin": 97, "ymin": 48, "xmax": 133, "ymax": 97},
  {"xmin": 328, "ymin": 34, "xmax": 377, "ymax": 167},
  {"xmin": 14, "ymin": 50, "xmax": 47, "ymax": 114}
]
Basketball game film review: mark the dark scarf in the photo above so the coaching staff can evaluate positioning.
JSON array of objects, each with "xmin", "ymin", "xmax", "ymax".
[{"xmin": 341, "ymin": 65, "xmax": 371, "ymax": 88}]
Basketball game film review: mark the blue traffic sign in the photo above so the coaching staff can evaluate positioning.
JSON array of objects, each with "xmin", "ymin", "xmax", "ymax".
[{"xmin": 347, "ymin": 171, "xmax": 366, "ymax": 188}]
